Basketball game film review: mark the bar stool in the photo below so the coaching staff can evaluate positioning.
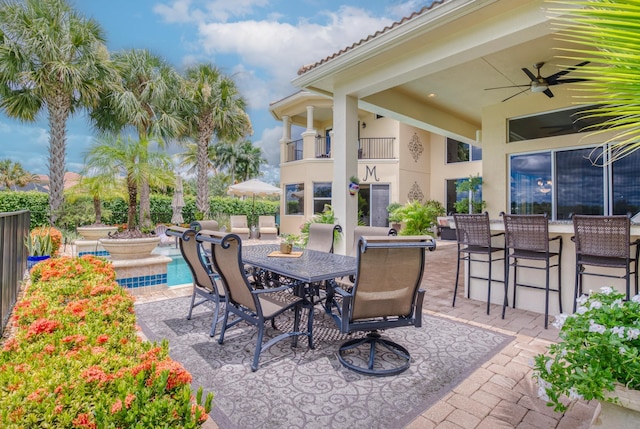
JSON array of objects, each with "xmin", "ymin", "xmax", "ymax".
[
  {"xmin": 572, "ymin": 215, "xmax": 640, "ymax": 311},
  {"xmin": 452, "ymin": 212, "xmax": 505, "ymax": 315},
  {"xmin": 501, "ymin": 213, "xmax": 562, "ymax": 328}
]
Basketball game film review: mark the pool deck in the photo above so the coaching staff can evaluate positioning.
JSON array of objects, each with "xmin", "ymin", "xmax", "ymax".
[{"xmin": 64, "ymin": 238, "xmax": 597, "ymax": 428}]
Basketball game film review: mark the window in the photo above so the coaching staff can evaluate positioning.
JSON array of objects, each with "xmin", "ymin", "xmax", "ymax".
[
  {"xmin": 446, "ymin": 178, "xmax": 483, "ymax": 214},
  {"xmin": 509, "ymin": 146, "xmax": 640, "ymax": 219},
  {"xmin": 285, "ymin": 183, "xmax": 304, "ymax": 215},
  {"xmin": 446, "ymin": 138, "xmax": 481, "ymax": 163},
  {"xmin": 508, "ymin": 105, "xmax": 609, "ymax": 142},
  {"xmin": 313, "ymin": 182, "xmax": 331, "ymax": 214}
]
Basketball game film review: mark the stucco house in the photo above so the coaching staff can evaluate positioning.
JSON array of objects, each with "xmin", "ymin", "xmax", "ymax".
[{"xmin": 275, "ymin": 0, "xmax": 639, "ymax": 255}]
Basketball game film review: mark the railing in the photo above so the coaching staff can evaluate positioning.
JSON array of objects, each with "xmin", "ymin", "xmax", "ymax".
[
  {"xmin": 315, "ymin": 137, "xmax": 331, "ymax": 158},
  {"xmin": 285, "ymin": 139, "xmax": 303, "ymax": 162},
  {"xmin": 359, "ymin": 137, "xmax": 395, "ymax": 159},
  {"xmin": 0, "ymin": 210, "xmax": 30, "ymax": 335}
]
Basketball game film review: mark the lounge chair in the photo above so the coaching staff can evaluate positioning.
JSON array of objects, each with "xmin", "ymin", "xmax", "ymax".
[
  {"xmin": 258, "ymin": 215, "xmax": 278, "ymax": 240},
  {"xmin": 327, "ymin": 235, "xmax": 432, "ymax": 376},
  {"xmin": 230, "ymin": 215, "xmax": 250, "ymax": 240},
  {"xmin": 197, "ymin": 230, "xmax": 314, "ymax": 372},
  {"xmin": 190, "ymin": 220, "xmax": 219, "ymax": 232}
]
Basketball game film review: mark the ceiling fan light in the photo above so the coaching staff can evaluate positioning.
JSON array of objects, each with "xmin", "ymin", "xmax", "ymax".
[{"xmin": 531, "ymin": 82, "xmax": 548, "ymax": 93}]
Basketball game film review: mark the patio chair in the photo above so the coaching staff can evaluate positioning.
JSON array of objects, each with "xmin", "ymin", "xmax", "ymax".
[
  {"xmin": 258, "ymin": 215, "xmax": 278, "ymax": 240},
  {"xmin": 306, "ymin": 223, "xmax": 342, "ymax": 253},
  {"xmin": 230, "ymin": 215, "xmax": 250, "ymax": 240},
  {"xmin": 327, "ymin": 235, "xmax": 431, "ymax": 376},
  {"xmin": 190, "ymin": 220, "xmax": 219, "ymax": 232},
  {"xmin": 166, "ymin": 226, "xmax": 227, "ymax": 338},
  {"xmin": 572, "ymin": 215, "xmax": 640, "ymax": 311},
  {"xmin": 197, "ymin": 230, "xmax": 314, "ymax": 372},
  {"xmin": 155, "ymin": 224, "xmax": 175, "ymax": 247},
  {"xmin": 501, "ymin": 213, "xmax": 562, "ymax": 329},
  {"xmin": 452, "ymin": 212, "xmax": 505, "ymax": 315}
]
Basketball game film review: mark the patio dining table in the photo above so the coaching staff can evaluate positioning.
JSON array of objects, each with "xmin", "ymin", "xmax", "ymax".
[{"xmin": 241, "ymin": 244, "xmax": 357, "ymax": 286}]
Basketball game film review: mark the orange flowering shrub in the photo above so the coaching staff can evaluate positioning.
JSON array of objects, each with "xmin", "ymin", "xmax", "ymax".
[
  {"xmin": 0, "ymin": 255, "xmax": 213, "ymax": 428},
  {"xmin": 30, "ymin": 226, "xmax": 63, "ymax": 256}
]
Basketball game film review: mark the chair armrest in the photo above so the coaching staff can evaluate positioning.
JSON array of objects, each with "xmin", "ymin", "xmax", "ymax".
[
  {"xmin": 415, "ymin": 289, "xmax": 425, "ymax": 328},
  {"xmin": 549, "ymin": 235, "xmax": 562, "ymax": 242},
  {"xmin": 490, "ymin": 232, "xmax": 505, "ymax": 238},
  {"xmin": 252, "ymin": 283, "xmax": 298, "ymax": 295}
]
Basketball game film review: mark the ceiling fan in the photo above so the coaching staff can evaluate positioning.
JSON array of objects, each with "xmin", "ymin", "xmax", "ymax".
[{"xmin": 485, "ymin": 61, "xmax": 589, "ymax": 102}]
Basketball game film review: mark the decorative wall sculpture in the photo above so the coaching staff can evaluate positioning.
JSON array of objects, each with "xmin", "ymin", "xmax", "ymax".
[
  {"xmin": 407, "ymin": 182, "xmax": 424, "ymax": 203},
  {"xmin": 408, "ymin": 133, "xmax": 423, "ymax": 162}
]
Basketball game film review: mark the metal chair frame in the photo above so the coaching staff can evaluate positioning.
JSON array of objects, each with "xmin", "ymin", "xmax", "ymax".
[
  {"xmin": 452, "ymin": 212, "xmax": 505, "ymax": 315},
  {"xmin": 501, "ymin": 213, "xmax": 562, "ymax": 328}
]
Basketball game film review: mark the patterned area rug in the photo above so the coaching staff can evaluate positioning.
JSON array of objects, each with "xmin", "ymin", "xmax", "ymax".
[{"xmin": 135, "ymin": 296, "xmax": 512, "ymax": 429}]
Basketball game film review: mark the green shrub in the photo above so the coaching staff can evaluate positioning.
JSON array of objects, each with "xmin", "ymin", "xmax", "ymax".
[{"xmin": 395, "ymin": 200, "xmax": 446, "ymax": 236}]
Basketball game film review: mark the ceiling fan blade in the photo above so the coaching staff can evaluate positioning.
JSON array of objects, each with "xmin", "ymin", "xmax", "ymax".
[
  {"xmin": 485, "ymin": 84, "xmax": 530, "ymax": 90},
  {"xmin": 551, "ymin": 78, "xmax": 588, "ymax": 85},
  {"xmin": 546, "ymin": 61, "xmax": 590, "ymax": 82},
  {"xmin": 502, "ymin": 87, "xmax": 530, "ymax": 102},
  {"xmin": 543, "ymin": 88, "xmax": 554, "ymax": 98},
  {"xmin": 522, "ymin": 67, "xmax": 537, "ymax": 81}
]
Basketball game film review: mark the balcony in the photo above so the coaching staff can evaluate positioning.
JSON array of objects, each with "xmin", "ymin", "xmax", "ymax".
[
  {"xmin": 285, "ymin": 139, "xmax": 303, "ymax": 162},
  {"xmin": 285, "ymin": 136, "xmax": 396, "ymax": 163}
]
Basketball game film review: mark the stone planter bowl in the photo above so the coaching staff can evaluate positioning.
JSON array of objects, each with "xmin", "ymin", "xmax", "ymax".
[
  {"xmin": 77, "ymin": 226, "xmax": 118, "ymax": 240},
  {"xmin": 99, "ymin": 237, "xmax": 161, "ymax": 260}
]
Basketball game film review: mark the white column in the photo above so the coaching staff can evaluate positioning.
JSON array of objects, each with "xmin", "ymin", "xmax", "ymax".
[
  {"xmin": 332, "ymin": 90, "xmax": 359, "ymax": 255},
  {"xmin": 302, "ymin": 105, "xmax": 316, "ymax": 159},
  {"xmin": 280, "ymin": 115, "xmax": 291, "ymax": 164}
]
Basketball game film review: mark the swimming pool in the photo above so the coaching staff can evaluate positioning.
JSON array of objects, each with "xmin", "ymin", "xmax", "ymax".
[{"xmin": 167, "ymin": 254, "xmax": 193, "ymax": 287}]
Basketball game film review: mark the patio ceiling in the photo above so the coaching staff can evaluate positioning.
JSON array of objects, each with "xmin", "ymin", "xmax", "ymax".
[{"xmin": 292, "ymin": 0, "xmax": 586, "ymax": 144}]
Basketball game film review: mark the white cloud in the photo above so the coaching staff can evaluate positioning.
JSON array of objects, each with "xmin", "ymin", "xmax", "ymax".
[
  {"xmin": 254, "ymin": 125, "xmax": 282, "ymax": 166},
  {"xmin": 154, "ymin": 0, "xmax": 270, "ymax": 24}
]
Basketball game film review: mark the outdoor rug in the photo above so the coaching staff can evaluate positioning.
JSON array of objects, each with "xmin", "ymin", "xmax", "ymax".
[{"xmin": 135, "ymin": 296, "xmax": 513, "ymax": 429}]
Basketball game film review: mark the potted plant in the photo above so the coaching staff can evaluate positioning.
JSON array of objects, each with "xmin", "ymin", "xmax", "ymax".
[
  {"xmin": 392, "ymin": 200, "xmax": 445, "ymax": 236},
  {"xmin": 279, "ymin": 234, "xmax": 299, "ymax": 254},
  {"xmin": 386, "ymin": 202, "xmax": 403, "ymax": 231},
  {"xmin": 348, "ymin": 176, "xmax": 360, "ymax": 196},
  {"xmin": 533, "ymin": 287, "xmax": 640, "ymax": 425},
  {"xmin": 25, "ymin": 231, "xmax": 53, "ymax": 270}
]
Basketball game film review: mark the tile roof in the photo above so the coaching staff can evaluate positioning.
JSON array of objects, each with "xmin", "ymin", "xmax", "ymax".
[{"xmin": 297, "ymin": 0, "xmax": 445, "ymax": 76}]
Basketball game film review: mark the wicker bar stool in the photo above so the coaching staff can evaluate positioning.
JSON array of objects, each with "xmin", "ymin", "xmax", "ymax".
[
  {"xmin": 501, "ymin": 213, "xmax": 562, "ymax": 328},
  {"xmin": 572, "ymin": 215, "xmax": 640, "ymax": 312},
  {"xmin": 452, "ymin": 212, "xmax": 505, "ymax": 315}
]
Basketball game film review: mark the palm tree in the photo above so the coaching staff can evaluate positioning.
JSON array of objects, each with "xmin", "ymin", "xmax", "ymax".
[
  {"xmin": 0, "ymin": 159, "xmax": 38, "ymax": 190},
  {"xmin": 90, "ymin": 49, "xmax": 185, "ymax": 228},
  {"xmin": 70, "ymin": 173, "xmax": 123, "ymax": 224},
  {"xmin": 181, "ymin": 64, "xmax": 251, "ymax": 218},
  {"xmin": 0, "ymin": 0, "xmax": 115, "ymax": 223},
  {"xmin": 84, "ymin": 135, "xmax": 174, "ymax": 230},
  {"xmin": 554, "ymin": 0, "xmax": 640, "ymax": 163},
  {"xmin": 177, "ymin": 142, "xmax": 221, "ymax": 176},
  {"xmin": 216, "ymin": 139, "xmax": 266, "ymax": 184}
]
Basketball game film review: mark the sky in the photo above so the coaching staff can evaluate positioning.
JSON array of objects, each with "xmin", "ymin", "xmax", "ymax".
[{"xmin": 0, "ymin": 0, "xmax": 431, "ymax": 184}]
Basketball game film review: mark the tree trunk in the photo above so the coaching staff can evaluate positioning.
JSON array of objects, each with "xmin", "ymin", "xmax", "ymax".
[
  {"xmin": 196, "ymin": 127, "xmax": 214, "ymax": 218},
  {"xmin": 93, "ymin": 195, "xmax": 102, "ymax": 224},
  {"xmin": 127, "ymin": 174, "xmax": 137, "ymax": 230},
  {"xmin": 47, "ymin": 94, "xmax": 71, "ymax": 225},
  {"xmin": 139, "ymin": 181, "xmax": 151, "ymax": 229}
]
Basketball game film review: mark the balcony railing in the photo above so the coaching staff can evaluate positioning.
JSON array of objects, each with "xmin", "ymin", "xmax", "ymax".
[
  {"xmin": 285, "ymin": 139, "xmax": 303, "ymax": 162},
  {"xmin": 358, "ymin": 137, "xmax": 395, "ymax": 159},
  {"xmin": 285, "ymin": 136, "xmax": 396, "ymax": 162}
]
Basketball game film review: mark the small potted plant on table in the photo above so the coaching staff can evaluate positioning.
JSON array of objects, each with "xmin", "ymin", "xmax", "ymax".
[{"xmin": 280, "ymin": 234, "xmax": 299, "ymax": 254}]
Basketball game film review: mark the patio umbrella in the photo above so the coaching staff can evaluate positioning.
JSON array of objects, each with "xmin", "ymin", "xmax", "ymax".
[
  {"xmin": 171, "ymin": 176, "xmax": 185, "ymax": 224},
  {"xmin": 227, "ymin": 179, "xmax": 281, "ymax": 224}
]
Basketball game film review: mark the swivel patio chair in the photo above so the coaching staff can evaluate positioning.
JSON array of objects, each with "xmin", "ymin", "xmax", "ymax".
[
  {"xmin": 306, "ymin": 223, "xmax": 342, "ymax": 253},
  {"xmin": 572, "ymin": 215, "xmax": 640, "ymax": 311},
  {"xmin": 327, "ymin": 235, "xmax": 431, "ymax": 376},
  {"xmin": 166, "ymin": 226, "xmax": 226, "ymax": 337},
  {"xmin": 501, "ymin": 213, "xmax": 562, "ymax": 328},
  {"xmin": 197, "ymin": 230, "xmax": 314, "ymax": 372},
  {"xmin": 230, "ymin": 215, "xmax": 250, "ymax": 240},
  {"xmin": 452, "ymin": 212, "xmax": 505, "ymax": 315},
  {"xmin": 258, "ymin": 215, "xmax": 278, "ymax": 240}
]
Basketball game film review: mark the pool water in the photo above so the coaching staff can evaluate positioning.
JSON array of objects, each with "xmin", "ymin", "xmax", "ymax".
[{"xmin": 167, "ymin": 255, "xmax": 193, "ymax": 286}]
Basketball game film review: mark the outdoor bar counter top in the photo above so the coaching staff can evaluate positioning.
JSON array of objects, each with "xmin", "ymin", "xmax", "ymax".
[{"xmin": 464, "ymin": 219, "xmax": 640, "ymax": 317}]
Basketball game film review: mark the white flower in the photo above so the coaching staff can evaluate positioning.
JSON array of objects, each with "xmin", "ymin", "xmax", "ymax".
[
  {"xmin": 620, "ymin": 346, "xmax": 627, "ymax": 355},
  {"xmin": 589, "ymin": 320, "xmax": 606, "ymax": 334},
  {"xmin": 536, "ymin": 377, "xmax": 551, "ymax": 401},
  {"xmin": 632, "ymin": 294, "xmax": 640, "ymax": 303},
  {"xmin": 612, "ymin": 299, "xmax": 624, "ymax": 308},
  {"xmin": 576, "ymin": 306, "xmax": 589, "ymax": 315},
  {"xmin": 590, "ymin": 300, "xmax": 602, "ymax": 310},
  {"xmin": 576, "ymin": 295, "xmax": 589, "ymax": 306},
  {"xmin": 600, "ymin": 286, "xmax": 614, "ymax": 295},
  {"xmin": 568, "ymin": 388, "xmax": 584, "ymax": 401},
  {"xmin": 627, "ymin": 328, "xmax": 640, "ymax": 340},
  {"xmin": 552, "ymin": 314, "xmax": 568, "ymax": 329},
  {"xmin": 612, "ymin": 326, "xmax": 625, "ymax": 338},
  {"xmin": 545, "ymin": 359, "xmax": 553, "ymax": 373}
]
